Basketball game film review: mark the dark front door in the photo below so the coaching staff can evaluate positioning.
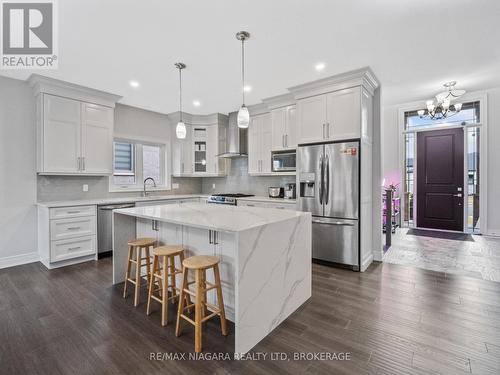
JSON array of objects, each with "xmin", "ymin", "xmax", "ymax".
[{"xmin": 417, "ymin": 128, "xmax": 464, "ymax": 231}]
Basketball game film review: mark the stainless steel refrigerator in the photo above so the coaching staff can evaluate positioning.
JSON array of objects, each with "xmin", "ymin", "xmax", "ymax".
[{"xmin": 297, "ymin": 141, "xmax": 360, "ymax": 270}]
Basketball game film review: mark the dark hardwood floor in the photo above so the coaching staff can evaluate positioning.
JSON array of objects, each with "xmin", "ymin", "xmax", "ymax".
[{"xmin": 1, "ymin": 258, "xmax": 500, "ymax": 374}]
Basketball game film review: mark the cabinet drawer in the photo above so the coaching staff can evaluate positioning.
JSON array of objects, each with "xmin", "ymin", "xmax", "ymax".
[
  {"xmin": 267, "ymin": 203, "xmax": 296, "ymax": 210},
  {"xmin": 237, "ymin": 201, "xmax": 268, "ymax": 208},
  {"xmin": 50, "ymin": 205, "xmax": 96, "ymax": 219},
  {"xmin": 50, "ymin": 216, "xmax": 96, "ymax": 240},
  {"xmin": 50, "ymin": 236, "xmax": 96, "ymax": 262}
]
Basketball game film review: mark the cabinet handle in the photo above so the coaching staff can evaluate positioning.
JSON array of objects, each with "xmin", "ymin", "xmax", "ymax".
[
  {"xmin": 77, "ymin": 157, "xmax": 81, "ymax": 171},
  {"xmin": 82, "ymin": 157, "xmax": 86, "ymax": 171},
  {"xmin": 67, "ymin": 227, "xmax": 81, "ymax": 230},
  {"xmin": 327, "ymin": 123, "xmax": 330, "ymax": 138},
  {"xmin": 214, "ymin": 231, "xmax": 219, "ymax": 245},
  {"xmin": 67, "ymin": 210, "xmax": 80, "ymax": 214},
  {"xmin": 209, "ymin": 230, "xmax": 213, "ymax": 244},
  {"xmin": 322, "ymin": 124, "xmax": 326, "ymax": 139},
  {"xmin": 285, "ymin": 134, "xmax": 288, "ymax": 148},
  {"xmin": 152, "ymin": 220, "xmax": 159, "ymax": 231},
  {"xmin": 68, "ymin": 246, "xmax": 81, "ymax": 251}
]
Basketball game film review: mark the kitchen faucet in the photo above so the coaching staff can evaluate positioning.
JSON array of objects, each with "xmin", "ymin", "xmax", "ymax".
[{"xmin": 143, "ymin": 177, "xmax": 156, "ymax": 197}]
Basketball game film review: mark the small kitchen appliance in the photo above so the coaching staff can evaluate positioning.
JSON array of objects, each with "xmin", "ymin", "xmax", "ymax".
[{"xmin": 268, "ymin": 187, "xmax": 284, "ymax": 198}]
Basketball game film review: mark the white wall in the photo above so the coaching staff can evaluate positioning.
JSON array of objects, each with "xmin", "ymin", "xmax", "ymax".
[
  {"xmin": 0, "ymin": 76, "xmax": 38, "ymax": 267},
  {"xmin": 381, "ymin": 86, "xmax": 500, "ymax": 236}
]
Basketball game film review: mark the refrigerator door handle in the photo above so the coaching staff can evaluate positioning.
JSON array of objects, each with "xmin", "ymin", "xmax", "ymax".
[
  {"xmin": 319, "ymin": 156, "xmax": 324, "ymax": 205},
  {"xmin": 325, "ymin": 155, "xmax": 330, "ymax": 205},
  {"xmin": 312, "ymin": 219, "xmax": 355, "ymax": 226}
]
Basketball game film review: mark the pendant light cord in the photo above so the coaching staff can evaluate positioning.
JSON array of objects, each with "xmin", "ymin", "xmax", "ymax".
[
  {"xmin": 178, "ymin": 67, "xmax": 183, "ymax": 122},
  {"xmin": 241, "ymin": 38, "xmax": 245, "ymax": 106}
]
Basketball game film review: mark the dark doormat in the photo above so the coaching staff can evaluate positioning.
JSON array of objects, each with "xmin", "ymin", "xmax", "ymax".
[{"xmin": 407, "ymin": 228, "xmax": 474, "ymax": 242}]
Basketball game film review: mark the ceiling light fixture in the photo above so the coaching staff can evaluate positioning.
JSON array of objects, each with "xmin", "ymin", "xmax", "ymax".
[
  {"xmin": 315, "ymin": 62, "xmax": 325, "ymax": 71},
  {"xmin": 236, "ymin": 31, "xmax": 250, "ymax": 129},
  {"xmin": 417, "ymin": 81, "xmax": 465, "ymax": 120},
  {"xmin": 192, "ymin": 100, "xmax": 201, "ymax": 107},
  {"xmin": 174, "ymin": 62, "xmax": 187, "ymax": 139},
  {"xmin": 129, "ymin": 80, "xmax": 140, "ymax": 88}
]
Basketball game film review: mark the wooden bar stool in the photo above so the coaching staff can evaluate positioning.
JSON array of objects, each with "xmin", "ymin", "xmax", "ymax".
[
  {"xmin": 122, "ymin": 237, "xmax": 155, "ymax": 307},
  {"xmin": 146, "ymin": 245, "xmax": 188, "ymax": 326},
  {"xmin": 175, "ymin": 255, "xmax": 228, "ymax": 353}
]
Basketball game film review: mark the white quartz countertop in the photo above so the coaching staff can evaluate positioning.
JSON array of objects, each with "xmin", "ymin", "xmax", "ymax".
[
  {"xmin": 115, "ymin": 202, "xmax": 309, "ymax": 232},
  {"xmin": 36, "ymin": 194, "xmax": 206, "ymax": 208}
]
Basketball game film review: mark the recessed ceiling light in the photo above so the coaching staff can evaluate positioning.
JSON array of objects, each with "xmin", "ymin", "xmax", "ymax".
[
  {"xmin": 192, "ymin": 100, "xmax": 201, "ymax": 107},
  {"xmin": 129, "ymin": 80, "xmax": 140, "ymax": 88},
  {"xmin": 315, "ymin": 62, "xmax": 326, "ymax": 71},
  {"xmin": 243, "ymin": 85, "xmax": 252, "ymax": 93}
]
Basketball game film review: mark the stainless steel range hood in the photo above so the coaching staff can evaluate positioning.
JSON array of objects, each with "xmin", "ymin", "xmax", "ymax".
[{"xmin": 217, "ymin": 111, "xmax": 248, "ymax": 158}]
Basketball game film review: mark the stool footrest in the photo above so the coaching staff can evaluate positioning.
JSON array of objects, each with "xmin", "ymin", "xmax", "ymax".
[
  {"xmin": 201, "ymin": 311, "xmax": 219, "ymax": 323},
  {"xmin": 180, "ymin": 314, "xmax": 196, "ymax": 326}
]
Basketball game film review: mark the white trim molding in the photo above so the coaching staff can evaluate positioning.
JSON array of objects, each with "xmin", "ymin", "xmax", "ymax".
[
  {"xmin": 28, "ymin": 74, "xmax": 122, "ymax": 108},
  {"xmin": 0, "ymin": 252, "xmax": 39, "ymax": 269}
]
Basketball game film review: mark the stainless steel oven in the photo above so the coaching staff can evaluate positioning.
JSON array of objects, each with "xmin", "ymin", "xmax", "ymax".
[{"xmin": 272, "ymin": 151, "xmax": 296, "ymax": 172}]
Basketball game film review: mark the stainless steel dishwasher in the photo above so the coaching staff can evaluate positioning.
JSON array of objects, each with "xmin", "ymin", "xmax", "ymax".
[{"xmin": 97, "ymin": 203, "xmax": 135, "ymax": 259}]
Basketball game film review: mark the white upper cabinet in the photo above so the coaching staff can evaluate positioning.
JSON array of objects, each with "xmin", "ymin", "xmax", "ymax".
[
  {"xmin": 171, "ymin": 114, "xmax": 227, "ymax": 177},
  {"xmin": 296, "ymin": 86, "xmax": 361, "ymax": 144},
  {"xmin": 39, "ymin": 94, "xmax": 114, "ymax": 174},
  {"xmin": 81, "ymin": 103, "xmax": 114, "ymax": 174},
  {"xmin": 297, "ymin": 94, "xmax": 327, "ymax": 144},
  {"xmin": 42, "ymin": 95, "xmax": 81, "ymax": 173},
  {"xmin": 326, "ymin": 86, "xmax": 361, "ymax": 140},
  {"xmin": 31, "ymin": 75, "xmax": 120, "ymax": 175},
  {"xmin": 271, "ymin": 104, "xmax": 297, "ymax": 151},
  {"xmin": 248, "ymin": 113, "xmax": 272, "ymax": 174}
]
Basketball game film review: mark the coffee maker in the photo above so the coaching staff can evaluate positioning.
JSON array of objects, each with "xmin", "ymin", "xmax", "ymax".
[{"xmin": 284, "ymin": 183, "xmax": 296, "ymax": 199}]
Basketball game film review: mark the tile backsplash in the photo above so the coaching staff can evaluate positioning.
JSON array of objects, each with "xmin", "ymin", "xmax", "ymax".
[
  {"xmin": 37, "ymin": 175, "xmax": 202, "ymax": 202},
  {"xmin": 37, "ymin": 159, "xmax": 294, "ymax": 202},
  {"xmin": 201, "ymin": 158, "xmax": 295, "ymax": 196}
]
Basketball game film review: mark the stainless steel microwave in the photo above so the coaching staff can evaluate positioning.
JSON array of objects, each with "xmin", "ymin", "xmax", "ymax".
[{"xmin": 272, "ymin": 151, "xmax": 296, "ymax": 172}]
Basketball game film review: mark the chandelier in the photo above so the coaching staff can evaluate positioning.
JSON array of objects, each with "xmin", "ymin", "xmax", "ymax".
[{"xmin": 418, "ymin": 81, "xmax": 465, "ymax": 120}]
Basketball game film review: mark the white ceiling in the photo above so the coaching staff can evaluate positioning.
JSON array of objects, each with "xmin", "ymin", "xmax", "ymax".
[{"xmin": 2, "ymin": 0, "xmax": 500, "ymax": 114}]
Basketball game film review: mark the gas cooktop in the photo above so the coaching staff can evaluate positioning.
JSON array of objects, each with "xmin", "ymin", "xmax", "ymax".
[{"xmin": 207, "ymin": 193, "xmax": 254, "ymax": 205}]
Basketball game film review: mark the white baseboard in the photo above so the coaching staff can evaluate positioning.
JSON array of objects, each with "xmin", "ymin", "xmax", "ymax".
[
  {"xmin": 0, "ymin": 251, "xmax": 39, "ymax": 269},
  {"xmin": 361, "ymin": 253, "xmax": 374, "ymax": 272},
  {"xmin": 485, "ymin": 230, "xmax": 500, "ymax": 237}
]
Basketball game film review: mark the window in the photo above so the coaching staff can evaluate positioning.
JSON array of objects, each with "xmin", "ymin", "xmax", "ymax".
[
  {"xmin": 111, "ymin": 139, "xmax": 168, "ymax": 191},
  {"xmin": 405, "ymin": 101, "xmax": 480, "ymax": 130}
]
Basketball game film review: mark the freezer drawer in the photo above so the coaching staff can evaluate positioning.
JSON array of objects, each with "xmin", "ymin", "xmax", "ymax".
[{"xmin": 312, "ymin": 217, "xmax": 359, "ymax": 268}]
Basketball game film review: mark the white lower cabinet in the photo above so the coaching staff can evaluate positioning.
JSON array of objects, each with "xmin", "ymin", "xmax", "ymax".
[
  {"xmin": 38, "ymin": 205, "xmax": 97, "ymax": 269},
  {"xmin": 50, "ymin": 236, "xmax": 96, "ymax": 263}
]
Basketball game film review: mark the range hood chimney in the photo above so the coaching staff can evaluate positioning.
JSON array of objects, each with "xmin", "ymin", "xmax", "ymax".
[{"xmin": 217, "ymin": 111, "xmax": 248, "ymax": 158}]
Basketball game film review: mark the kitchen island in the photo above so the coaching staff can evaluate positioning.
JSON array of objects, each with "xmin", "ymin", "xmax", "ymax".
[{"xmin": 112, "ymin": 202, "xmax": 311, "ymax": 354}]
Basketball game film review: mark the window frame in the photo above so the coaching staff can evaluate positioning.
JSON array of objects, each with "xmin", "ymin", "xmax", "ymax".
[{"xmin": 109, "ymin": 137, "xmax": 171, "ymax": 192}]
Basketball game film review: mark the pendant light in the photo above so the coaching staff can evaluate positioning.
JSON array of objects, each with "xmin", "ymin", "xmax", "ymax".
[
  {"xmin": 175, "ymin": 62, "xmax": 187, "ymax": 139},
  {"xmin": 236, "ymin": 31, "xmax": 250, "ymax": 128}
]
